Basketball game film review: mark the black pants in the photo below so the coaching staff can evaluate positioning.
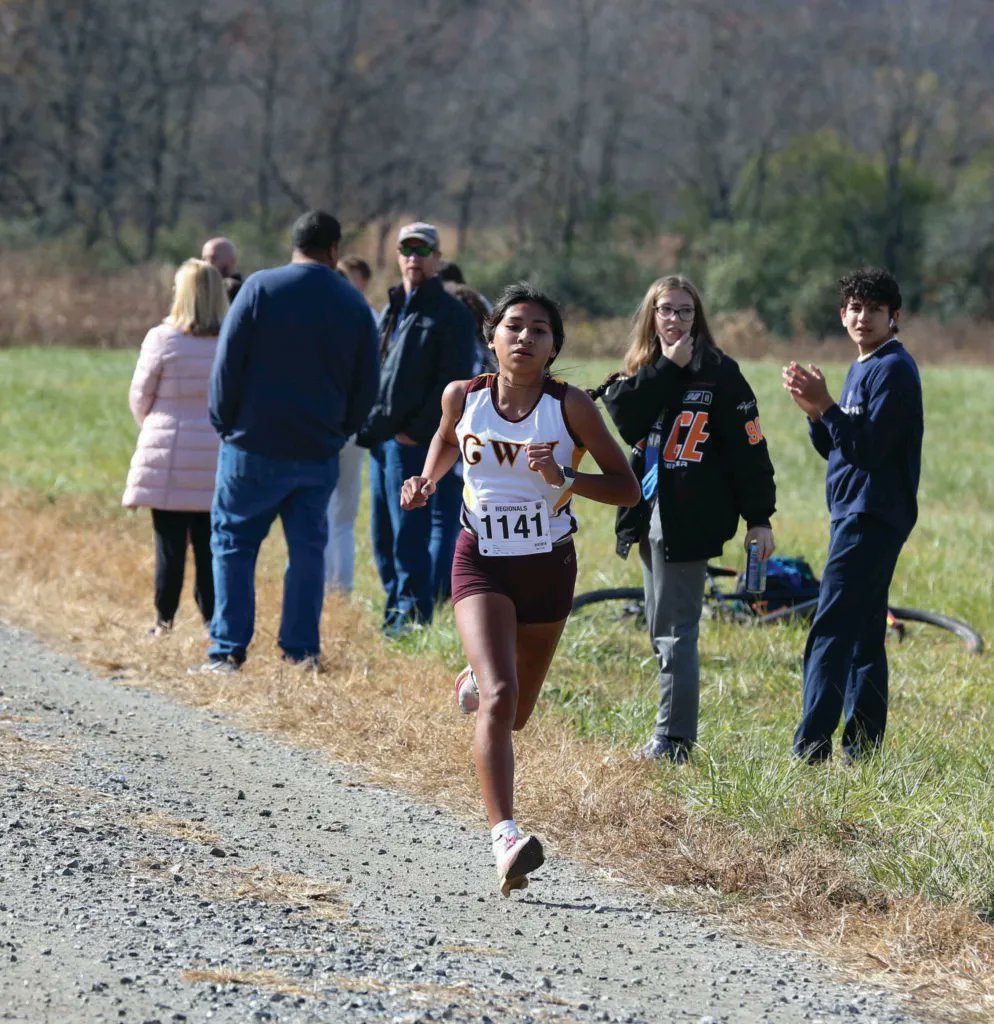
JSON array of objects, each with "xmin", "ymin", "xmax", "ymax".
[{"xmin": 151, "ymin": 508, "xmax": 214, "ymax": 626}]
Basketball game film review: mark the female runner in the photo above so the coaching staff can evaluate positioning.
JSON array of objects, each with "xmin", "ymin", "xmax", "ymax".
[{"xmin": 401, "ymin": 283, "xmax": 640, "ymax": 897}]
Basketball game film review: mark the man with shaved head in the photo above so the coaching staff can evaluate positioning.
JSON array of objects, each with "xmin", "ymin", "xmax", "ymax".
[
  {"xmin": 200, "ymin": 210, "xmax": 379, "ymax": 672},
  {"xmin": 202, "ymin": 237, "xmax": 242, "ymax": 301}
]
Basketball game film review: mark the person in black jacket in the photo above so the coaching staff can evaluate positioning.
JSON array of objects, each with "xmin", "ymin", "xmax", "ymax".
[
  {"xmin": 603, "ymin": 275, "xmax": 776, "ymax": 762},
  {"xmin": 356, "ymin": 222, "xmax": 478, "ymax": 635}
]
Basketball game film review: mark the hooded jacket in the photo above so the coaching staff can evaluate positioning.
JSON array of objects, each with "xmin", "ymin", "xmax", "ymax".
[
  {"xmin": 603, "ymin": 347, "xmax": 776, "ymax": 562},
  {"xmin": 122, "ymin": 323, "xmax": 218, "ymax": 511}
]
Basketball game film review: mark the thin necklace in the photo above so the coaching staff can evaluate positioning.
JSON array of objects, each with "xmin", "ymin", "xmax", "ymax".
[{"xmin": 497, "ymin": 373, "xmax": 543, "ymax": 391}]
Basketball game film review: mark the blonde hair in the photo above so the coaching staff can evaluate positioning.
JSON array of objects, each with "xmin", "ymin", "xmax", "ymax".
[
  {"xmin": 167, "ymin": 259, "xmax": 228, "ymax": 336},
  {"xmin": 622, "ymin": 274, "xmax": 718, "ymax": 375}
]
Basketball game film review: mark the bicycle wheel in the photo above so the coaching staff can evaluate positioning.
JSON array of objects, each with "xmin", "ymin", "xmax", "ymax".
[
  {"xmin": 889, "ymin": 606, "xmax": 984, "ymax": 655},
  {"xmin": 571, "ymin": 585, "xmax": 750, "ymax": 625},
  {"xmin": 752, "ymin": 598, "xmax": 819, "ymax": 627},
  {"xmin": 571, "ymin": 587, "xmax": 644, "ymax": 612},
  {"xmin": 755, "ymin": 600, "xmax": 984, "ymax": 654}
]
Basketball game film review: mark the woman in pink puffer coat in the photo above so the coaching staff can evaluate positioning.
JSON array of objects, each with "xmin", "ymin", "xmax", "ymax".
[{"xmin": 122, "ymin": 259, "xmax": 228, "ymax": 635}]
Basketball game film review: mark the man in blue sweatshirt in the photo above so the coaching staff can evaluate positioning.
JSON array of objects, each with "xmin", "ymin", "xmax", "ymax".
[
  {"xmin": 783, "ymin": 267, "xmax": 923, "ymax": 762},
  {"xmin": 202, "ymin": 211, "xmax": 379, "ymax": 671}
]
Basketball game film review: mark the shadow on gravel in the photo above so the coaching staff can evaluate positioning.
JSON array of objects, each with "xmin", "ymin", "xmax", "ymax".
[{"xmin": 517, "ymin": 898, "xmax": 642, "ymax": 914}]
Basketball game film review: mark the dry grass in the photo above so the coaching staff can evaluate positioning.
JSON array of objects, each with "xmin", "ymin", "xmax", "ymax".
[
  {"xmin": 0, "ymin": 728, "xmax": 50, "ymax": 770},
  {"xmin": 131, "ymin": 812, "xmax": 223, "ymax": 847},
  {"xmin": 2, "ymin": 247, "xmax": 991, "ymax": 366},
  {"xmin": 134, "ymin": 855, "xmax": 347, "ymax": 922},
  {"xmin": 0, "ymin": 251, "xmax": 172, "ymax": 349},
  {"xmin": 217, "ymin": 867, "xmax": 346, "ymax": 920},
  {"xmin": 180, "ymin": 967, "xmax": 317, "ymax": 998},
  {"xmin": 0, "ymin": 719, "xmax": 67, "ymax": 773},
  {"xmin": 565, "ymin": 309, "xmax": 994, "ymax": 366},
  {"xmin": 181, "ymin": 966, "xmax": 585, "ymax": 1019},
  {"xmin": 1, "ymin": 493, "xmax": 992, "ymax": 1022}
]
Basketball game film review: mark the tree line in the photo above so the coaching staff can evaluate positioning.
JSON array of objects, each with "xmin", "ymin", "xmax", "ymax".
[{"xmin": 1, "ymin": 0, "xmax": 992, "ymax": 330}]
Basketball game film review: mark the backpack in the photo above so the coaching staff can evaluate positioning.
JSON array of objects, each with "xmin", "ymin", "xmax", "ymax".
[{"xmin": 737, "ymin": 556, "xmax": 821, "ymax": 612}]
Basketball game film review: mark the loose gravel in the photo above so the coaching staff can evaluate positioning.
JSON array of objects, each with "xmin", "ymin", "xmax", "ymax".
[{"xmin": 0, "ymin": 621, "xmax": 929, "ymax": 1023}]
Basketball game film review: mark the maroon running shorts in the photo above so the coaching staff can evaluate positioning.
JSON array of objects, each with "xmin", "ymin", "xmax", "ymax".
[{"xmin": 450, "ymin": 529, "xmax": 577, "ymax": 624}]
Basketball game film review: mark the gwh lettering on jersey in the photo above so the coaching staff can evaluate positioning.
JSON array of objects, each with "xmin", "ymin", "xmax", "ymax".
[{"xmin": 461, "ymin": 433, "xmax": 561, "ymax": 466}]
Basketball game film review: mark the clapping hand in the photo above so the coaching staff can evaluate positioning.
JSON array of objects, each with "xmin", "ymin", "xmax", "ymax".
[{"xmin": 783, "ymin": 361, "xmax": 832, "ymax": 419}]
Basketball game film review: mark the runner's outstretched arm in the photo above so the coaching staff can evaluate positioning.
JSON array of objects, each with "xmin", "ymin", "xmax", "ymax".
[{"xmin": 400, "ymin": 380, "xmax": 467, "ymax": 510}]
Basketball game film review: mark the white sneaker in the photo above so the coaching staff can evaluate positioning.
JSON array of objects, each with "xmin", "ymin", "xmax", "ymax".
[
  {"xmin": 494, "ymin": 832, "xmax": 544, "ymax": 897},
  {"xmin": 455, "ymin": 666, "xmax": 480, "ymax": 714},
  {"xmin": 188, "ymin": 655, "xmax": 241, "ymax": 675}
]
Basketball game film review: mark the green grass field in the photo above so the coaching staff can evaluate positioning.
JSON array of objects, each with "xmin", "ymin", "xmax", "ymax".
[{"xmin": 1, "ymin": 346, "xmax": 992, "ymax": 912}]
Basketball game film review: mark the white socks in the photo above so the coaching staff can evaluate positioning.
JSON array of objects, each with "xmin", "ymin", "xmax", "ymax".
[{"xmin": 491, "ymin": 819, "xmax": 520, "ymax": 853}]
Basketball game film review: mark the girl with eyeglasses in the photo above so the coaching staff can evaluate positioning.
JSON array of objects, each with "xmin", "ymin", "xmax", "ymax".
[
  {"xmin": 401, "ymin": 282, "xmax": 640, "ymax": 896},
  {"xmin": 602, "ymin": 275, "xmax": 777, "ymax": 763}
]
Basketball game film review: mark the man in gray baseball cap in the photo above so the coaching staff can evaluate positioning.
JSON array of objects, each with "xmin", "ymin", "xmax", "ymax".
[
  {"xmin": 396, "ymin": 221, "xmax": 439, "ymax": 250},
  {"xmin": 357, "ymin": 221, "xmax": 477, "ymax": 636}
]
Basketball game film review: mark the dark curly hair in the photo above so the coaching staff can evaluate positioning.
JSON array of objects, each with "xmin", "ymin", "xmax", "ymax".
[{"xmin": 839, "ymin": 267, "xmax": 902, "ymax": 317}]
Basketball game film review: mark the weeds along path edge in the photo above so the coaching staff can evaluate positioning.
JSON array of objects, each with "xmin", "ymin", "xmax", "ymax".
[{"xmin": 0, "ymin": 496, "xmax": 991, "ymax": 1023}]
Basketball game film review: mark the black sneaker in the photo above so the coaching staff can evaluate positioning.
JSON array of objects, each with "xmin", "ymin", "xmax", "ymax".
[
  {"xmin": 281, "ymin": 653, "xmax": 321, "ymax": 671},
  {"xmin": 635, "ymin": 735, "xmax": 690, "ymax": 765}
]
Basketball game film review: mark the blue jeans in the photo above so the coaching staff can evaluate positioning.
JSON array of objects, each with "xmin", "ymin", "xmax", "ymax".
[
  {"xmin": 369, "ymin": 439, "xmax": 433, "ymax": 631},
  {"xmin": 429, "ymin": 464, "xmax": 464, "ymax": 601},
  {"xmin": 793, "ymin": 513, "xmax": 906, "ymax": 762},
  {"xmin": 325, "ymin": 436, "xmax": 364, "ymax": 594},
  {"xmin": 209, "ymin": 443, "xmax": 338, "ymax": 663}
]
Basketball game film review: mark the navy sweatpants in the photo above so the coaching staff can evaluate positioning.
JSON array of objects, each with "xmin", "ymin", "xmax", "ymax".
[{"xmin": 793, "ymin": 513, "xmax": 907, "ymax": 762}]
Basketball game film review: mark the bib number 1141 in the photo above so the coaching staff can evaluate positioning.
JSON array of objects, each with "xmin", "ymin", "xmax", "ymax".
[{"xmin": 477, "ymin": 500, "xmax": 552, "ymax": 557}]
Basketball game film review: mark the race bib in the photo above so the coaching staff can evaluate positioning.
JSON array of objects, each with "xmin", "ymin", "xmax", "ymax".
[{"xmin": 471, "ymin": 500, "xmax": 552, "ymax": 557}]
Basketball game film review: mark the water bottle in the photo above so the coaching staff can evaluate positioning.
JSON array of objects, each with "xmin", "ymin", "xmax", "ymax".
[{"xmin": 745, "ymin": 540, "xmax": 767, "ymax": 594}]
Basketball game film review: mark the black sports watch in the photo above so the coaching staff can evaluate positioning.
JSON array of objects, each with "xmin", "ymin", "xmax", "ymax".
[{"xmin": 551, "ymin": 464, "xmax": 576, "ymax": 491}]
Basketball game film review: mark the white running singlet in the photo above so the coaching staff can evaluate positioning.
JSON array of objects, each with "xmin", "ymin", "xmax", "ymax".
[{"xmin": 455, "ymin": 374, "xmax": 585, "ymax": 554}]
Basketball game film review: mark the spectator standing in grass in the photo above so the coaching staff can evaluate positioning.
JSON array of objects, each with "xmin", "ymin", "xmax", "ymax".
[
  {"xmin": 439, "ymin": 260, "xmax": 492, "ymax": 312},
  {"xmin": 337, "ymin": 255, "xmax": 372, "ymax": 299},
  {"xmin": 401, "ymin": 283, "xmax": 639, "ymax": 896},
  {"xmin": 201, "ymin": 211, "xmax": 379, "ymax": 672},
  {"xmin": 356, "ymin": 222, "xmax": 477, "ymax": 636},
  {"xmin": 123, "ymin": 259, "xmax": 228, "ymax": 636},
  {"xmin": 202, "ymin": 236, "xmax": 243, "ymax": 303},
  {"xmin": 602, "ymin": 275, "xmax": 776, "ymax": 764},
  {"xmin": 325, "ymin": 255, "xmax": 376, "ymax": 595},
  {"xmin": 444, "ymin": 281, "xmax": 497, "ymax": 375},
  {"xmin": 784, "ymin": 267, "xmax": 923, "ymax": 763},
  {"xmin": 428, "ymin": 280, "xmax": 499, "ymax": 602}
]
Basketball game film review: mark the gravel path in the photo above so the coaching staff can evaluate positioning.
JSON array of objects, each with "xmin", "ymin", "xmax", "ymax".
[{"xmin": 0, "ymin": 621, "xmax": 927, "ymax": 1024}]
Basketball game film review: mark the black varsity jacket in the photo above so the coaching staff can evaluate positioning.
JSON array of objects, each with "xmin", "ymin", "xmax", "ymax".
[{"xmin": 602, "ymin": 347, "xmax": 776, "ymax": 562}]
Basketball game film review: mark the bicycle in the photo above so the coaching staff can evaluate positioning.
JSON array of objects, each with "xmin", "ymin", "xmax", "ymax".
[{"xmin": 571, "ymin": 561, "xmax": 985, "ymax": 654}]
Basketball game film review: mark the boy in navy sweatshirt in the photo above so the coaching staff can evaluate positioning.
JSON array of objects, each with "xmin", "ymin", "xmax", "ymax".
[{"xmin": 783, "ymin": 268, "xmax": 923, "ymax": 762}]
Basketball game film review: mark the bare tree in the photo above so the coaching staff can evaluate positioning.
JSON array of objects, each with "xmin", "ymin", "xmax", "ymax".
[{"xmin": 0, "ymin": 0, "xmax": 992, "ymax": 302}]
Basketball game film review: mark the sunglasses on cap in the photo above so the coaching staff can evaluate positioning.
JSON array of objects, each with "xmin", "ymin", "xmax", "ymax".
[{"xmin": 398, "ymin": 243, "xmax": 434, "ymax": 258}]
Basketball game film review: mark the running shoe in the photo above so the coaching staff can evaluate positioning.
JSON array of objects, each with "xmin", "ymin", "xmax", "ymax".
[
  {"xmin": 635, "ymin": 735, "xmax": 690, "ymax": 765},
  {"xmin": 494, "ymin": 832, "xmax": 544, "ymax": 897},
  {"xmin": 188, "ymin": 655, "xmax": 242, "ymax": 675},
  {"xmin": 454, "ymin": 666, "xmax": 480, "ymax": 714}
]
